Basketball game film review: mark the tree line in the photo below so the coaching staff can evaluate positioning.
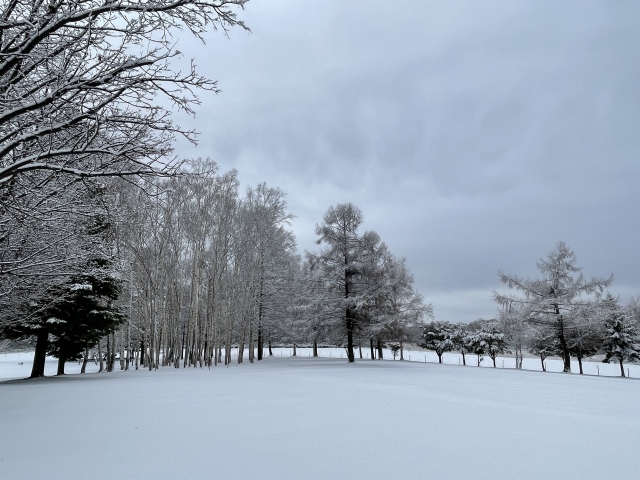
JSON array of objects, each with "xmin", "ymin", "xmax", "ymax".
[
  {"xmin": 489, "ymin": 242, "xmax": 640, "ymax": 377},
  {"xmin": 0, "ymin": 152, "xmax": 431, "ymax": 375}
]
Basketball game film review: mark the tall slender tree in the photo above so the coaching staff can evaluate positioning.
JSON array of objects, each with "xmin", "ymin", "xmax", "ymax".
[{"xmin": 494, "ymin": 242, "xmax": 612, "ymax": 372}]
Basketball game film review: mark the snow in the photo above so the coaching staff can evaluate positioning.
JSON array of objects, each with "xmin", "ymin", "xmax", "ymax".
[{"xmin": 1, "ymin": 350, "xmax": 639, "ymax": 479}]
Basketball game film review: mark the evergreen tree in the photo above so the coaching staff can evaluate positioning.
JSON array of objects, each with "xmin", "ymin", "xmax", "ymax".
[
  {"xmin": 452, "ymin": 323, "xmax": 470, "ymax": 366},
  {"xmin": 420, "ymin": 321, "xmax": 455, "ymax": 363},
  {"xmin": 601, "ymin": 293, "xmax": 640, "ymax": 377},
  {"xmin": 46, "ymin": 265, "xmax": 124, "ymax": 375},
  {"xmin": 0, "ymin": 210, "xmax": 123, "ymax": 377},
  {"xmin": 476, "ymin": 322, "xmax": 510, "ymax": 368}
]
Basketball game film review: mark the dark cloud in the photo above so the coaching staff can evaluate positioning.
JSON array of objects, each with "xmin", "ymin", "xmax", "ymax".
[{"xmin": 172, "ymin": 0, "xmax": 640, "ymax": 321}]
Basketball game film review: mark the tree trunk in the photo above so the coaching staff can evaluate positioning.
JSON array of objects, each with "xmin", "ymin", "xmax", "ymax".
[
  {"xmin": 557, "ymin": 313, "xmax": 571, "ymax": 373},
  {"xmin": 461, "ymin": 352, "xmax": 466, "ymax": 366},
  {"xmin": 268, "ymin": 340, "xmax": 273, "ymax": 356},
  {"xmin": 518, "ymin": 348, "xmax": 523, "ymax": 369},
  {"xmin": 400, "ymin": 341, "xmax": 404, "ymax": 361},
  {"xmin": 369, "ymin": 338, "xmax": 375, "ymax": 360},
  {"xmin": 292, "ymin": 343, "xmax": 297, "ymax": 356},
  {"xmin": 257, "ymin": 324, "xmax": 263, "ymax": 361},
  {"xmin": 119, "ymin": 327, "xmax": 125, "ymax": 370},
  {"xmin": 540, "ymin": 355, "xmax": 546, "ymax": 372},
  {"xmin": 492, "ymin": 356, "xmax": 496, "ymax": 368},
  {"xmin": 248, "ymin": 324, "xmax": 255, "ymax": 364},
  {"xmin": 377, "ymin": 339, "xmax": 383, "ymax": 360},
  {"xmin": 359, "ymin": 344, "xmax": 363, "ymax": 359},
  {"xmin": 81, "ymin": 347, "xmax": 89, "ymax": 374},
  {"xmin": 56, "ymin": 344, "xmax": 66, "ymax": 375},
  {"xmin": 620, "ymin": 359, "xmax": 625, "ymax": 377},
  {"xmin": 578, "ymin": 356, "xmax": 583, "ymax": 375},
  {"xmin": 346, "ymin": 317, "xmax": 355, "ymax": 363},
  {"xmin": 438, "ymin": 353, "xmax": 442, "ymax": 364},
  {"xmin": 98, "ymin": 339, "xmax": 104, "ymax": 372},
  {"xmin": 313, "ymin": 339, "xmax": 318, "ymax": 357},
  {"xmin": 30, "ymin": 330, "xmax": 48, "ymax": 378},
  {"xmin": 105, "ymin": 334, "xmax": 111, "ymax": 372},
  {"xmin": 238, "ymin": 342, "xmax": 244, "ymax": 364}
]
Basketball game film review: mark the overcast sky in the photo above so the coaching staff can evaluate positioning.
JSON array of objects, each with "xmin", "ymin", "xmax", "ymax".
[{"xmin": 172, "ymin": 0, "xmax": 640, "ymax": 322}]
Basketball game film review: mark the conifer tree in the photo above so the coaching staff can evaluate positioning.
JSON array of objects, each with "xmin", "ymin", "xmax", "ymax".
[
  {"xmin": 600, "ymin": 293, "xmax": 640, "ymax": 377},
  {"xmin": 494, "ymin": 242, "xmax": 612, "ymax": 372},
  {"xmin": 420, "ymin": 321, "xmax": 455, "ymax": 363},
  {"xmin": 308, "ymin": 203, "xmax": 386, "ymax": 363},
  {"xmin": 475, "ymin": 322, "xmax": 510, "ymax": 368}
]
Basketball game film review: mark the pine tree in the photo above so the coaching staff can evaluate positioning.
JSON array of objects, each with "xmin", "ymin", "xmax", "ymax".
[
  {"xmin": 601, "ymin": 293, "xmax": 640, "ymax": 377},
  {"xmin": 420, "ymin": 321, "xmax": 455, "ymax": 364},
  {"xmin": 452, "ymin": 323, "xmax": 470, "ymax": 366},
  {"xmin": 477, "ymin": 322, "xmax": 510, "ymax": 368}
]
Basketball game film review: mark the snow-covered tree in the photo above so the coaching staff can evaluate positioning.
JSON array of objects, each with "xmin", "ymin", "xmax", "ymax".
[
  {"xmin": 0, "ymin": 213, "xmax": 123, "ymax": 377},
  {"xmin": 566, "ymin": 302, "xmax": 603, "ymax": 374},
  {"xmin": 475, "ymin": 322, "xmax": 509, "ymax": 368},
  {"xmin": 367, "ymin": 255, "xmax": 431, "ymax": 361},
  {"xmin": 527, "ymin": 325, "xmax": 561, "ymax": 372},
  {"xmin": 600, "ymin": 293, "xmax": 640, "ymax": 377},
  {"xmin": 420, "ymin": 321, "xmax": 455, "ymax": 364},
  {"xmin": 0, "ymin": 0, "xmax": 247, "ymax": 186},
  {"xmin": 452, "ymin": 323, "xmax": 471, "ymax": 366},
  {"xmin": 494, "ymin": 242, "xmax": 612, "ymax": 372},
  {"xmin": 307, "ymin": 203, "xmax": 387, "ymax": 363},
  {"xmin": 498, "ymin": 305, "xmax": 529, "ymax": 369}
]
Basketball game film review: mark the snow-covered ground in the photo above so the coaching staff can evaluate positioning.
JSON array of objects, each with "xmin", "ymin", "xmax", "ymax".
[
  {"xmin": 1, "ymin": 351, "xmax": 638, "ymax": 479},
  {"xmin": 3, "ymin": 347, "xmax": 638, "ymax": 382}
]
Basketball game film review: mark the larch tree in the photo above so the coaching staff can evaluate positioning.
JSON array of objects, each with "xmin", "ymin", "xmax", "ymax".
[
  {"xmin": 494, "ymin": 242, "xmax": 612, "ymax": 373},
  {"xmin": 308, "ymin": 203, "xmax": 386, "ymax": 363},
  {"xmin": 367, "ymin": 255, "xmax": 431, "ymax": 361}
]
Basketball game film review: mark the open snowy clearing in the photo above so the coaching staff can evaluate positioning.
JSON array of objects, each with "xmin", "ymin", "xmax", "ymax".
[
  {"xmin": 1, "ymin": 354, "xmax": 639, "ymax": 480},
  {"xmin": 3, "ymin": 346, "xmax": 638, "ymax": 383}
]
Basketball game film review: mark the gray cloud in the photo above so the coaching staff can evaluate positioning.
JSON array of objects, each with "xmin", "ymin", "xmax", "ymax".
[{"xmin": 171, "ymin": 0, "xmax": 640, "ymax": 321}]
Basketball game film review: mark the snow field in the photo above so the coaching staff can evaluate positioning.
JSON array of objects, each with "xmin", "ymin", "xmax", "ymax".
[
  {"xmin": 2, "ymin": 346, "xmax": 639, "ymax": 382},
  {"xmin": 253, "ymin": 347, "xmax": 640, "ymax": 377},
  {"xmin": 1, "ymin": 353, "xmax": 639, "ymax": 480}
]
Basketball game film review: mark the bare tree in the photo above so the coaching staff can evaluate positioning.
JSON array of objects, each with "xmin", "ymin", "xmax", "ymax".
[{"xmin": 0, "ymin": 0, "xmax": 248, "ymax": 185}]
